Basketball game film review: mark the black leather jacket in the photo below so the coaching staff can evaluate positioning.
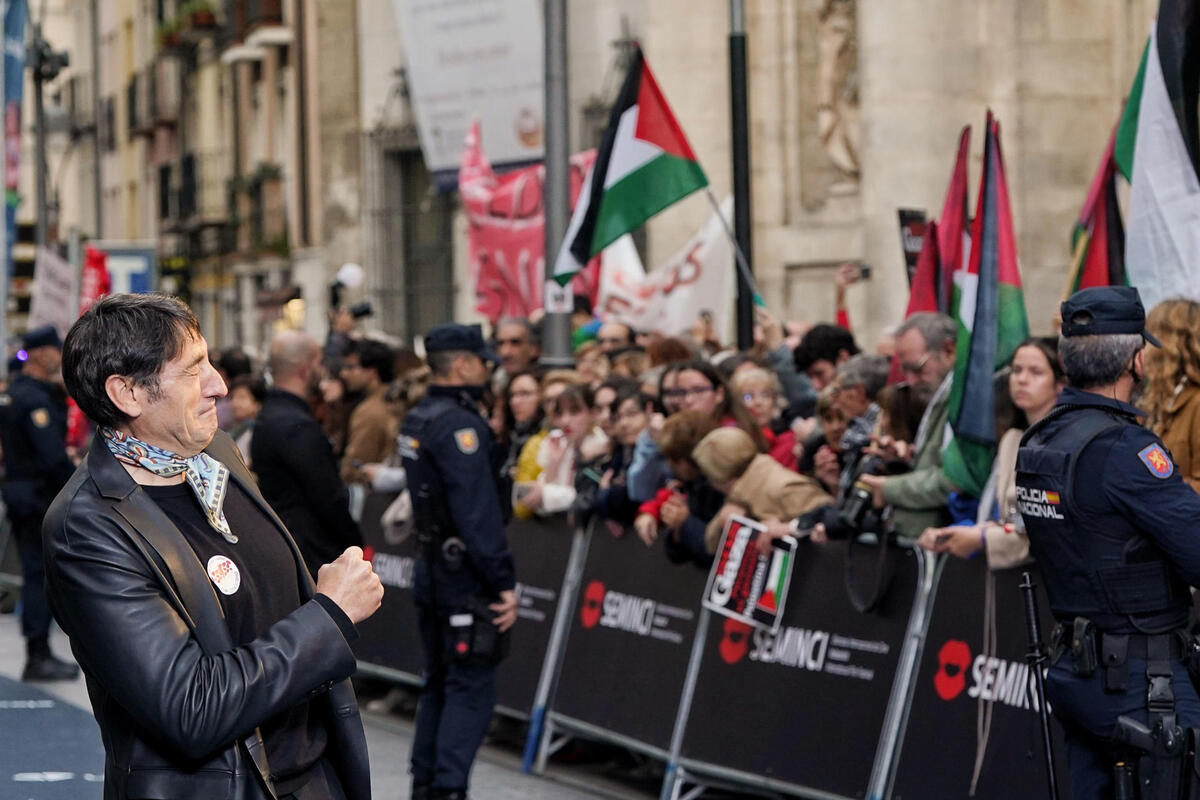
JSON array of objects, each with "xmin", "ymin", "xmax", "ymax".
[{"xmin": 42, "ymin": 431, "xmax": 371, "ymax": 800}]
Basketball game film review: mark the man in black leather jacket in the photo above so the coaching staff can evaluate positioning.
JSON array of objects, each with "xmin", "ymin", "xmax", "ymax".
[{"xmin": 43, "ymin": 293, "xmax": 383, "ymax": 800}]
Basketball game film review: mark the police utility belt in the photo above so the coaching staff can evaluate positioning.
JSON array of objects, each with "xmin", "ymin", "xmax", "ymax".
[{"xmin": 1050, "ymin": 618, "xmax": 1192, "ymax": 693}]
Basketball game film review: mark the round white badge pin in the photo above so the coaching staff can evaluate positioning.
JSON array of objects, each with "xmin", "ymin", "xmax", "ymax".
[{"xmin": 206, "ymin": 555, "xmax": 241, "ymax": 595}]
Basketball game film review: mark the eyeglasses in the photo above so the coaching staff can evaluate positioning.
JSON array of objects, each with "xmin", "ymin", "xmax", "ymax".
[
  {"xmin": 900, "ymin": 352, "xmax": 932, "ymax": 375},
  {"xmin": 616, "ymin": 408, "xmax": 647, "ymax": 421},
  {"xmin": 663, "ymin": 386, "xmax": 715, "ymax": 400},
  {"xmin": 597, "ymin": 337, "xmax": 627, "ymax": 346},
  {"xmin": 742, "ymin": 390, "xmax": 778, "ymax": 404}
]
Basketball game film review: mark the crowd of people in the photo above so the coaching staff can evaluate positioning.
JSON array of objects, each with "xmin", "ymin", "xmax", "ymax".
[{"xmin": 209, "ymin": 286, "xmax": 1200, "ymax": 578}]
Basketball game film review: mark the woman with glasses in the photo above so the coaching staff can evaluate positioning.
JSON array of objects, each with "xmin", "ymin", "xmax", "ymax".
[
  {"xmin": 511, "ymin": 370, "xmax": 584, "ymax": 519},
  {"xmin": 493, "ymin": 370, "xmax": 544, "ymax": 517},
  {"xmin": 730, "ymin": 366, "xmax": 797, "ymax": 469},
  {"xmin": 593, "ymin": 385, "xmax": 656, "ymax": 528}
]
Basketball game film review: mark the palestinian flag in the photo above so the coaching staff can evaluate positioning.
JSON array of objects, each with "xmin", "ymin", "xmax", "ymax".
[
  {"xmin": 904, "ymin": 220, "xmax": 941, "ymax": 317},
  {"xmin": 936, "ymin": 126, "xmax": 972, "ymax": 315},
  {"xmin": 1065, "ymin": 128, "xmax": 1126, "ymax": 296},
  {"xmin": 1118, "ymin": 0, "xmax": 1200, "ymax": 308},
  {"xmin": 553, "ymin": 47, "xmax": 708, "ymax": 285},
  {"xmin": 943, "ymin": 112, "xmax": 1029, "ymax": 497}
]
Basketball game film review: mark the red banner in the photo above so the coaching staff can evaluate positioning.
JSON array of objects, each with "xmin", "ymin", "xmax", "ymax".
[
  {"xmin": 66, "ymin": 247, "xmax": 111, "ymax": 449},
  {"xmin": 459, "ymin": 121, "xmax": 600, "ymax": 322}
]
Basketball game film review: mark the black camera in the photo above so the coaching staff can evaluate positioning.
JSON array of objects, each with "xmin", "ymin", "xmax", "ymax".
[
  {"xmin": 838, "ymin": 456, "xmax": 886, "ymax": 533},
  {"xmin": 349, "ymin": 301, "xmax": 373, "ymax": 319}
]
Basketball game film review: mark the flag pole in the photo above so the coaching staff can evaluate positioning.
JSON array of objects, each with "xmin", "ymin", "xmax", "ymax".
[
  {"xmin": 704, "ymin": 187, "xmax": 762, "ymax": 306},
  {"xmin": 540, "ymin": 0, "xmax": 573, "ymax": 367},
  {"xmin": 729, "ymin": 0, "xmax": 755, "ymax": 348}
]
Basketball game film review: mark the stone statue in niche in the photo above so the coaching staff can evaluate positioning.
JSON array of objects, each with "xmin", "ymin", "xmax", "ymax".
[{"xmin": 816, "ymin": 0, "xmax": 859, "ymax": 192}]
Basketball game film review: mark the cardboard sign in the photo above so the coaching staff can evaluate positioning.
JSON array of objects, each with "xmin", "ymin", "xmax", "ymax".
[{"xmin": 703, "ymin": 515, "xmax": 796, "ymax": 634}]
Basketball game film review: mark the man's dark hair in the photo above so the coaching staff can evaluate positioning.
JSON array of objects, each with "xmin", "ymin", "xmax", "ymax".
[
  {"xmin": 229, "ymin": 374, "xmax": 267, "ymax": 404},
  {"xmin": 215, "ymin": 347, "xmax": 252, "ymax": 380},
  {"xmin": 793, "ymin": 324, "xmax": 860, "ymax": 372},
  {"xmin": 350, "ymin": 338, "xmax": 395, "ymax": 383},
  {"xmin": 63, "ymin": 293, "xmax": 202, "ymax": 429}
]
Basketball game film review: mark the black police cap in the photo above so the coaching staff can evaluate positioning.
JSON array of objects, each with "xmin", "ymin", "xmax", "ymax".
[
  {"xmin": 424, "ymin": 323, "xmax": 499, "ymax": 364},
  {"xmin": 22, "ymin": 324, "xmax": 62, "ymax": 351},
  {"xmin": 1060, "ymin": 286, "xmax": 1161, "ymax": 347}
]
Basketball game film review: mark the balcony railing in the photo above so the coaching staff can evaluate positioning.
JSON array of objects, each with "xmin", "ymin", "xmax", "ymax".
[{"xmin": 175, "ymin": 149, "xmax": 232, "ymax": 226}]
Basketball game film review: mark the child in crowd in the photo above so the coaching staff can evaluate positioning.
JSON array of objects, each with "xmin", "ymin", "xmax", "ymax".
[{"xmin": 633, "ymin": 411, "xmax": 725, "ymax": 568}]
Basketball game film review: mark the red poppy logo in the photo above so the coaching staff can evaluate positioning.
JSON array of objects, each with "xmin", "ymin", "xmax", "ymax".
[
  {"xmin": 719, "ymin": 618, "xmax": 753, "ymax": 664},
  {"xmin": 580, "ymin": 581, "xmax": 605, "ymax": 629},
  {"xmin": 362, "ymin": 546, "xmax": 375, "ymax": 563},
  {"xmin": 934, "ymin": 639, "xmax": 972, "ymax": 701}
]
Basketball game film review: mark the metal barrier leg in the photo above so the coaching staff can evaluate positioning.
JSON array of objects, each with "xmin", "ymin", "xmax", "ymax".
[
  {"xmin": 522, "ymin": 522, "xmax": 592, "ymax": 774},
  {"xmin": 659, "ymin": 607, "xmax": 712, "ymax": 800},
  {"xmin": 865, "ymin": 548, "xmax": 944, "ymax": 800}
]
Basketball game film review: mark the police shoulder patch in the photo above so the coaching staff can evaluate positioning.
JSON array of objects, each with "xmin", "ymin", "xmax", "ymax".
[
  {"xmin": 1137, "ymin": 443, "xmax": 1174, "ymax": 479},
  {"xmin": 30, "ymin": 408, "xmax": 50, "ymax": 428},
  {"xmin": 454, "ymin": 428, "xmax": 479, "ymax": 455}
]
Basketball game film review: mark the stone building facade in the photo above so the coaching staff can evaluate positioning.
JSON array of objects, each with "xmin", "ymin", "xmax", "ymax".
[{"xmin": 30, "ymin": 0, "xmax": 1163, "ymax": 350}]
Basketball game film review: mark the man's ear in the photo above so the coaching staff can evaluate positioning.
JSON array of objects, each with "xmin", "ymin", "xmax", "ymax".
[{"xmin": 104, "ymin": 375, "xmax": 143, "ymax": 420}]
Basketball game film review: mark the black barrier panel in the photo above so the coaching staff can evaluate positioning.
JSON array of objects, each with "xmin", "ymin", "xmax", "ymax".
[
  {"xmin": 679, "ymin": 539, "xmax": 919, "ymax": 799},
  {"xmin": 891, "ymin": 558, "xmax": 1068, "ymax": 799},
  {"xmin": 551, "ymin": 529, "xmax": 709, "ymax": 753},
  {"xmin": 494, "ymin": 516, "xmax": 574, "ymax": 715},
  {"xmin": 355, "ymin": 491, "xmax": 425, "ymax": 678}
]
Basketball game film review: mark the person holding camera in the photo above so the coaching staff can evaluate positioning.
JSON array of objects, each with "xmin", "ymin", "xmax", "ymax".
[
  {"xmin": 401, "ymin": 323, "xmax": 517, "ymax": 800},
  {"xmin": 855, "ymin": 313, "xmax": 958, "ymax": 542},
  {"xmin": 1017, "ymin": 287, "xmax": 1200, "ymax": 798}
]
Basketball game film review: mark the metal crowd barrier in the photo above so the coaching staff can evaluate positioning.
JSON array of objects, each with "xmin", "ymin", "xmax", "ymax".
[{"xmin": 354, "ymin": 491, "xmax": 1069, "ymax": 799}]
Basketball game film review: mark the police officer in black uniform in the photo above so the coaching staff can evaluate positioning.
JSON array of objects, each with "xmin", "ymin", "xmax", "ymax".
[
  {"xmin": 1017, "ymin": 286, "xmax": 1200, "ymax": 799},
  {"xmin": 0, "ymin": 325, "xmax": 79, "ymax": 681},
  {"xmin": 400, "ymin": 323, "xmax": 517, "ymax": 800}
]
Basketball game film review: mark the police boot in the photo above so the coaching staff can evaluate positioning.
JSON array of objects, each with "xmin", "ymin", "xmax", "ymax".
[
  {"xmin": 433, "ymin": 789, "xmax": 468, "ymax": 800},
  {"xmin": 410, "ymin": 783, "xmax": 433, "ymax": 800},
  {"xmin": 22, "ymin": 637, "xmax": 79, "ymax": 682}
]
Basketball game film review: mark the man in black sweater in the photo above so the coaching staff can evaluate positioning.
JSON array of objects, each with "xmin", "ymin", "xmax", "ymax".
[{"xmin": 253, "ymin": 329, "xmax": 363, "ymax": 577}]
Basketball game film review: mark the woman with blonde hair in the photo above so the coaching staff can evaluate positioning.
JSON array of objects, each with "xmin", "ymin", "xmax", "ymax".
[{"xmin": 1142, "ymin": 298, "xmax": 1200, "ymax": 491}]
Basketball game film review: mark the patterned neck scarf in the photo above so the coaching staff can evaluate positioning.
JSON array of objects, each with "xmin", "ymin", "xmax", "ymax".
[{"xmin": 101, "ymin": 428, "xmax": 237, "ymax": 544}]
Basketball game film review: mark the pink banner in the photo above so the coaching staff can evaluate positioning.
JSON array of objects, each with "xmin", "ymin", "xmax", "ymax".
[{"xmin": 459, "ymin": 121, "xmax": 600, "ymax": 322}]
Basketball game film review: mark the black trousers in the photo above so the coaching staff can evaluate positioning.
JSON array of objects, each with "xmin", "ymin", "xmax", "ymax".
[{"xmin": 10, "ymin": 511, "xmax": 51, "ymax": 643}]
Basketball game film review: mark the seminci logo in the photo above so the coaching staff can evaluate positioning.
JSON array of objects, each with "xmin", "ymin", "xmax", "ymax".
[
  {"xmin": 718, "ymin": 618, "xmax": 753, "ymax": 664},
  {"xmin": 580, "ymin": 580, "xmax": 605, "ymax": 628},
  {"xmin": 934, "ymin": 639, "xmax": 971, "ymax": 701}
]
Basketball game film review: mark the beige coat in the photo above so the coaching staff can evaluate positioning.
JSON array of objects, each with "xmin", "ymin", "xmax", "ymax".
[
  {"xmin": 1159, "ymin": 382, "xmax": 1200, "ymax": 492},
  {"xmin": 704, "ymin": 454, "xmax": 832, "ymax": 554}
]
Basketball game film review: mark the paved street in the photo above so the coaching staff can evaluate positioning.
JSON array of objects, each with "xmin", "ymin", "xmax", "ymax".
[{"xmin": 0, "ymin": 609, "xmax": 641, "ymax": 799}]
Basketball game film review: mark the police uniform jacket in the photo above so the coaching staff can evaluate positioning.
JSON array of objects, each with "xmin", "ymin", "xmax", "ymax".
[
  {"xmin": 0, "ymin": 373, "xmax": 75, "ymax": 517},
  {"xmin": 401, "ymin": 385, "xmax": 515, "ymax": 610},
  {"xmin": 251, "ymin": 388, "xmax": 362, "ymax": 577},
  {"xmin": 42, "ymin": 431, "xmax": 371, "ymax": 800},
  {"xmin": 1016, "ymin": 386, "xmax": 1200, "ymax": 634}
]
